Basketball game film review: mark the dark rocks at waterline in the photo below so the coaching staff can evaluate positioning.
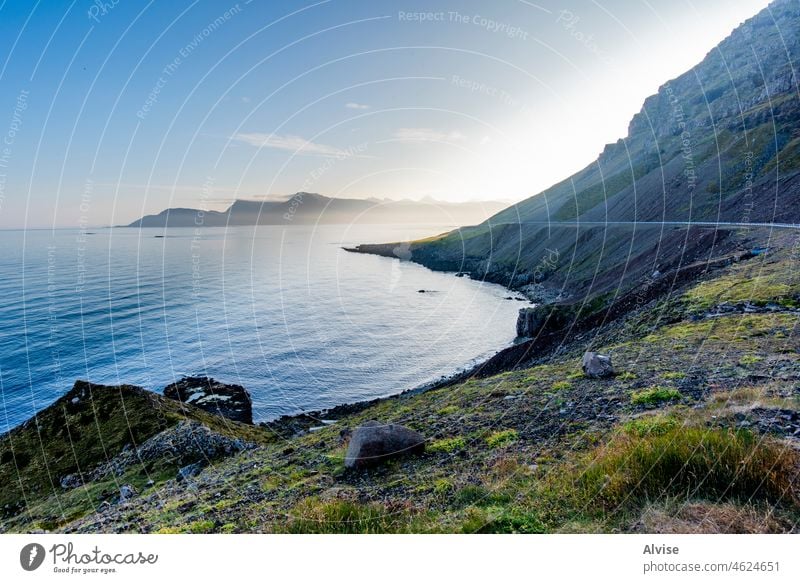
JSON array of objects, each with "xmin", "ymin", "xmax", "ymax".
[
  {"xmin": 516, "ymin": 304, "xmax": 574, "ymax": 338},
  {"xmin": 582, "ymin": 352, "xmax": 615, "ymax": 379},
  {"xmin": 164, "ymin": 376, "xmax": 253, "ymax": 424},
  {"xmin": 344, "ymin": 421, "xmax": 425, "ymax": 469}
]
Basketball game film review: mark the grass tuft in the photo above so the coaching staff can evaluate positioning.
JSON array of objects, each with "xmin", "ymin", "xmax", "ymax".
[
  {"xmin": 428, "ymin": 436, "xmax": 466, "ymax": 453},
  {"xmin": 576, "ymin": 427, "xmax": 799, "ymax": 509},
  {"xmin": 281, "ymin": 498, "xmax": 409, "ymax": 534},
  {"xmin": 485, "ymin": 429, "xmax": 519, "ymax": 448},
  {"xmin": 631, "ymin": 386, "xmax": 682, "ymax": 405}
]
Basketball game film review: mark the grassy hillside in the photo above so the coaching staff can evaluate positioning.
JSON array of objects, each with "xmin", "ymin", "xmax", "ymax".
[{"xmin": 0, "ymin": 381, "xmax": 270, "ymax": 532}]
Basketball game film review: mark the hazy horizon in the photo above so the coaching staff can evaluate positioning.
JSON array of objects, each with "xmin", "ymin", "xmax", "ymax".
[{"xmin": 0, "ymin": 0, "xmax": 773, "ymax": 228}]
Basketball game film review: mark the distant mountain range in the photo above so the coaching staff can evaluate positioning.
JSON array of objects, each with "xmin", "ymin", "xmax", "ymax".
[
  {"xmin": 126, "ymin": 193, "xmax": 509, "ymax": 228},
  {"xmin": 356, "ymin": 0, "xmax": 800, "ymax": 301}
]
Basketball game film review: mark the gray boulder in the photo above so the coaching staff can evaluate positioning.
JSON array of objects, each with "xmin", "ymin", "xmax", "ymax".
[
  {"xmin": 582, "ymin": 352, "xmax": 615, "ymax": 378},
  {"xmin": 344, "ymin": 421, "xmax": 425, "ymax": 469},
  {"xmin": 164, "ymin": 376, "xmax": 253, "ymax": 424}
]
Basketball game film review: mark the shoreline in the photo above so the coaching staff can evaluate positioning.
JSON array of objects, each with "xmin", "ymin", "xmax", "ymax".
[
  {"xmin": 3, "ymin": 265, "xmax": 528, "ymax": 439},
  {"xmin": 4, "ymin": 226, "xmax": 748, "ymax": 438},
  {"xmin": 290, "ymin": 233, "xmax": 762, "ymax": 437}
]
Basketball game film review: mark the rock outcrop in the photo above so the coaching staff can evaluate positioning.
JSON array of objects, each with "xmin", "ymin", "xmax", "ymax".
[
  {"xmin": 516, "ymin": 304, "xmax": 574, "ymax": 338},
  {"xmin": 164, "ymin": 376, "xmax": 253, "ymax": 424},
  {"xmin": 58, "ymin": 420, "xmax": 256, "ymax": 489},
  {"xmin": 344, "ymin": 421, "xmax": 425, "ymax": 469}
]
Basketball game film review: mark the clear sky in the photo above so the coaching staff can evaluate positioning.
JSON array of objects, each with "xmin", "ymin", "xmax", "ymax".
[{"xmin": 0, "ymin": 0, "xmax": 774, "ymax": 228}]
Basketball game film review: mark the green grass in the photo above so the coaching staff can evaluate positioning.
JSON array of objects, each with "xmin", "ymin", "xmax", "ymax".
[
  {"xmin": 631, "ymin": 387, "xmax": 682, "ymax": 405},
  {"xmin": 683, "ymin": 258, "xmax": 798, "ymax": 311},
  {"xmin": 428, "ymin": 436, "xmax": 467, "ymax": 453},
  {"xmin": 575, "ymin": 427, "xmax": 799, "ymax": 508},
  {"xmin": 186, "ymin": 519, "xmax": 216, "ymax": 534},
  {"xmin": 621, "ymin": 416, "xmax": 679, "ymax": 437},
  {"xmin": 280, "ymin": 498, "xmax": 410, "ymax": 534},
  {"xmin": 551, "ymin": 381, "xmax": 572, "ymax": 391},
  {"xmin": 762, "ymin": 136, "xmax": 800, "ymax": 175},
  {"xmin": 470, "ymin": 507, "xmax": 548, "ymax": 534},
  {"xmin": 437, "ymin": 405, "xmax": 459, "ymax": 416},
  {"xmin": 485, "ymin": 429, "xmax": 519, "ymax": 448}
]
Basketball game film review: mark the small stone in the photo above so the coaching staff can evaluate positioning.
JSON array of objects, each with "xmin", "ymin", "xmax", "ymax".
[
  {"xmin": 118, "ymin": 484, "xmax": 137, "ymax": 502},
  {"xmin": 60, "ymin": 474, "xmax": 83, "ymax": 489}
]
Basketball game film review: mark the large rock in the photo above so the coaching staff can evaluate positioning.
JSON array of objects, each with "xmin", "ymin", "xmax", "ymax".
[
  {"xmin": 582, "ymin": 352, "xmax": 615, "ymax": 378},
  {"xmin": 344, "ymin": 421, "xmax": 425, "ymax": 469},
  {"xmin": 163, "ymin": 376, "xmax": 253, "ymax": 424}
]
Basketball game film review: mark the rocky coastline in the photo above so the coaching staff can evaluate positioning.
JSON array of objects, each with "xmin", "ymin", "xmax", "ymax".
[{"xmin": 2, "ymin": 230, "xmax": 800, "ymax": 533}]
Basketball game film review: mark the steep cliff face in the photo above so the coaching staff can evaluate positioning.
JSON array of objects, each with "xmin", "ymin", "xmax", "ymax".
[{"xmin": 373, "ymin": 0, "xmax": 800, "ymax": 301}]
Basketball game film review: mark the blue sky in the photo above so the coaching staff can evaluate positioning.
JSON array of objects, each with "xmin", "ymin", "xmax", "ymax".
[{"xmin": 0, "ymin": 0, "xmax": 773, "ymax": 228}]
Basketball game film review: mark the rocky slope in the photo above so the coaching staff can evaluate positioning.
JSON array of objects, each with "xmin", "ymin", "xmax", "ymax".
[
  {"xmin": 352, "ymin": 0, "xmax": 800, "ymax": 302},
  {"xmin": 0, "ymin": 380, "xmax": 269, "ymax": 531}
]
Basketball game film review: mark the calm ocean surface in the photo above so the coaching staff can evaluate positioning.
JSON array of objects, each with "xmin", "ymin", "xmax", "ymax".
[{"xmin": 0, "ymin": 224, "xmax": 522, "ymax": 432}]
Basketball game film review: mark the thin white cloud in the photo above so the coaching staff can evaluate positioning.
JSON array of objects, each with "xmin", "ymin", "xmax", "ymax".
[
  {"xmin": 345, "ymin": 102, "xmax": 370, "ymax": 110},
  {"xmin": 392, "ymin": 128, "xmax": 466, "ymax": 143},
  {"xmin": 232, "ymin": 132, "xmax": 354, "ymax": 157}
]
